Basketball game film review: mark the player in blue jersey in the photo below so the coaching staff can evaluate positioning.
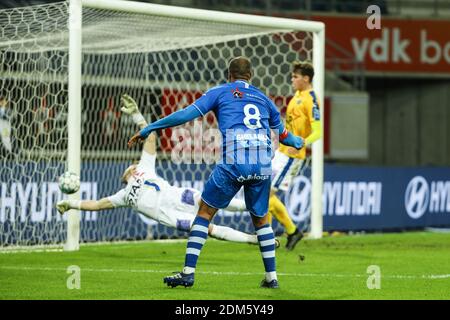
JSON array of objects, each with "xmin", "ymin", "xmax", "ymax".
[{"xmin": 128, "ymin": 57, "xmax": 304, "ymax": 289}]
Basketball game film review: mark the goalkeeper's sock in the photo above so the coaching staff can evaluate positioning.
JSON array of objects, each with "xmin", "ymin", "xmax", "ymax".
[
  {"xmin": 255, "ymin": 224, "xmax": 277, "ymax": 282},
  {"xmin": 209, "ymin": 224, "xmax": 257, "ymax": 244},
  {"xmin": 226, "ymin": 198, "xmax": 247, "ymax": 211},
  {"xmin": 182, "ymin": 215, "xmax": 209, "ymax": 275},
  {"xmin": 267, "ymin": 212, "xmax": 273, "ymax": 225},
  {"xmin": 269, "ymin": 194, "xmax": 297, "ymax": 235},
  {"xmin": 267, "ymin": 197, "xmax": 276, "ymax": 225}
]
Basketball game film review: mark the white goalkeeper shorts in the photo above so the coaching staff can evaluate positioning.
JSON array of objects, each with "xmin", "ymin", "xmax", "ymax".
[
  {"xmin": 157, "ymin": 188, "xmax": 202, "ymax": 232},
  {"xmin": 271, "ymin": 150, "xmax": 304, "ymax": 192}
]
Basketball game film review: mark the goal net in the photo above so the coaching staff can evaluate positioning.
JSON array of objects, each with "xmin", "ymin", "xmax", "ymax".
[{"xmin": 0, "ymin": 0, "xmax": 323, "ymax": 248}]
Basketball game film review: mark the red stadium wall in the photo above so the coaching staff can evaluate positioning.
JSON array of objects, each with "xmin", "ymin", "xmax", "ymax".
[{"xmin": 315, "ymin": 15, "xmax": 450, "ymax": 76}]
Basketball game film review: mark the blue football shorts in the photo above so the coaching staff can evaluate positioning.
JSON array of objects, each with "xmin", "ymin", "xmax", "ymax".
[{"xmin": 201, "ymin": 164, "xmax": 271, "ymax": 217}]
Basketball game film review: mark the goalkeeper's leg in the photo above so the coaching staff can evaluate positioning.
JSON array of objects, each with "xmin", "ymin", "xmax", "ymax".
[
  {"xmin": 224, "ymin": 198, "xmax": 247, "ymax": 211},
  {"xmin": 270, "ymin": 151, "xmax": 304, "ymax": 250},
  {"xmin": 269, "ymin": 193, "xmax": 303, "ymax": 250},
  {"xmin": 269, "ymin": 193, "xmax": 296, "ymax": 235},
  {"xmin": 209, "ymin": 224, "xmax": 257, "ymax": 244}
]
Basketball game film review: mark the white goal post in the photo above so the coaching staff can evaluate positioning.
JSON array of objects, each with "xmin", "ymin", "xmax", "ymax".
[{"xmin": 0, "ymin": 0, "xmax": 324, "ymax": 251}]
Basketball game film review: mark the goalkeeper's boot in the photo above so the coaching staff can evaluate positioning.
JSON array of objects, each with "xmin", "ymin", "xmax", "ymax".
[
  {"xmin": 286, "ymin": 228, "xmax": 304, "ymax": 251},
  {"xmin": 260, "ymin": 279, "xmax": 279, "ymax": 289},
  {"xmin": 163, "ymin": 272, "xmax": 194, "ymax": 288}
]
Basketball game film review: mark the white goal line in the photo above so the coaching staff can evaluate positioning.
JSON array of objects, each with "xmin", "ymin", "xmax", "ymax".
[
  {"xmin": 0, "ymin": 239, "xmax": 187, "ymax": 254},
  {"xmin": 0, "ymin": 265, "xmax": 448, "ymax": 280}
]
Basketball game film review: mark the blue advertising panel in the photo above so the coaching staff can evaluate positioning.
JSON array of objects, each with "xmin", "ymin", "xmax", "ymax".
[
  {"xmin": 1, "ymin": 161, "xmax": 450, "ymax": 245},
  {"xmin": 284, "ymin": 165, "xmax": 450, "ymax": 231}
]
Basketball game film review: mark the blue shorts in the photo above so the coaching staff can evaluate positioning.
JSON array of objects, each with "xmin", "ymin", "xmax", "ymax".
[{"xmin": 201, "ymin": 164, "xmax": 271, "ymax": 217}]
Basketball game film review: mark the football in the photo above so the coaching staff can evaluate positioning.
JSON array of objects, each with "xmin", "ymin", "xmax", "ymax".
[{"xmin": 58, "ymin": 172, "xmax": 80, "ymax": 194}]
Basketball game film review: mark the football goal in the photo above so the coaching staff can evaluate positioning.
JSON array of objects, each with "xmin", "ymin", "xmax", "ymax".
[{"xmin": 0, "ymin": 0, "xmax": 324, "ymax": 251}]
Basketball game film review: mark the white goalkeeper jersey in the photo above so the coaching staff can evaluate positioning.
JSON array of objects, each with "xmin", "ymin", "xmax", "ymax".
[{"xmin": 107, "ymin": 151, "xmax": 200, "ymax": 230}]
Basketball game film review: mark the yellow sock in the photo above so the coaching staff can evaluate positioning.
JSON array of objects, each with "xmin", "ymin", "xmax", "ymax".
[
  {"xmin": 266, "ymin": 212, "xmax": 273, "ymax": 225},
  {"xmin": 269, "ymin": 194, "xmax": 297, "ymax": 235},
  {"xmin": 267, "ymin": 199, "xmax": 274, "ymax": 225}
]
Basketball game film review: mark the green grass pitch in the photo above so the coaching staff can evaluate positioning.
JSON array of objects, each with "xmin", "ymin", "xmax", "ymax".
[{"xmin": 0, "ymin": 231, "xmax": 449, "ymax": 300}]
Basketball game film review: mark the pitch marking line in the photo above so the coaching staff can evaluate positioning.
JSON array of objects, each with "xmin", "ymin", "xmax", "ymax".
[
  {"xmin": 0, "ymin": 240, "xmax": 191, "ymax": 254},
  {"xmin": 0, "ymin": 266, "xmax": 449, "ymax": 280}
]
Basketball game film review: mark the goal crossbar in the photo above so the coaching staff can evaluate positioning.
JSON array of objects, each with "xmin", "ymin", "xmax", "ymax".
[{"xmin": 81, "ymin": 0, "xmax": 324, "ymax": 33}]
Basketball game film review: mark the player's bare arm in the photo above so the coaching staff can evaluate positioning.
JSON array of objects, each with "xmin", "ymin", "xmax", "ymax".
[
  {"xmin": 56, "ymin": 197, "xmax": 114, "ymax": 214},
  {"xmin": 128, "ymin": 104, "xmax": 202, "ymax": 148}
]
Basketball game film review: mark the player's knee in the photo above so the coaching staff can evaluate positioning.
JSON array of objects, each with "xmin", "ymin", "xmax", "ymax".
[
  {"xmin": 198, "ymin": 200, "xmax": 218, "ymax": 221},
  {"xmin": 251, "ymin": 214, "xmax": 269, "ymax": 228}
]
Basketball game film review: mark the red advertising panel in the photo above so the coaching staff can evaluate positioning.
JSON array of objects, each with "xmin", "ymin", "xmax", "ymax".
[{"xmin": 313, "ymin": 15, "xmax": 450, "ymax": 75}]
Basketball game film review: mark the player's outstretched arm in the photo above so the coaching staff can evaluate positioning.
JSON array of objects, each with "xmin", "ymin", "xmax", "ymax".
[
  {"xmin": 128, "ymin": 104, "xmax": 202, "ymax": 148},
  {"xmin": 120, "ymin": 94, "xmax": 156, "ymax": 155},
  {"xmin": 56, "ymin": 197, "xmax": 114, "ymax": 215}
]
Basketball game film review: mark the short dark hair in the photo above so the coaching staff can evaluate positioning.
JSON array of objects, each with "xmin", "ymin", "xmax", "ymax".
[
  {"xmin": 228, "ymin": 56, "xmax": 252, "ymax": 81},
  {"xmin": 292, "ymin": 61, "xmax": 314, "ymax": 82}
]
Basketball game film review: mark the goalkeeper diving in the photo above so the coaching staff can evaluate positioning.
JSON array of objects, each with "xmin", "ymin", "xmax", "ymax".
[{"xmin": 56, "ymin": 95, "xmax": 268, "ymax": 245}]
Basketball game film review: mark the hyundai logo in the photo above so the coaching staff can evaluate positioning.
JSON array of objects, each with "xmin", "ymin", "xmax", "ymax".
[
  {"xmin": 404, "ymin": 176, "xmax": 429, "ymax": 219},
  {"xmin": 286, "ymin": 176, "xmax": 311, "ymax": 223}
]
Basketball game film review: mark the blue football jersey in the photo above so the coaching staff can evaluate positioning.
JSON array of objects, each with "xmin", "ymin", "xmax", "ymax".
[{"xmin": 192, "ymin": 80, "xmax": 282, "ymax": 167}]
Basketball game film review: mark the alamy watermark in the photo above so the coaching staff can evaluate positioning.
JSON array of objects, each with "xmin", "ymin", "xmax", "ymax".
[
  {"xmin": 366, "ymin": 265, "xmax": 381, "ymax": 289},
  {"xmin": 66, "ymin": 265, "xmax": 81, "ymax": 290},
  {"xmin": 366, "ymin": 5, "xmax": 381, "ymax": 30},
  {"xmin": 169, "ymin": 123, "xmax": 277, "ymax": 173}
]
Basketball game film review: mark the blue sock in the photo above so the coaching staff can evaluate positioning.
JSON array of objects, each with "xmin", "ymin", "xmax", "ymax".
[
  {"xmin": 256, "ymin": 223, "xmax": 277, "ymax": 281},
  {"xmin": 183, "ymin": 216, "xmax": 210, "ymax": 274}
]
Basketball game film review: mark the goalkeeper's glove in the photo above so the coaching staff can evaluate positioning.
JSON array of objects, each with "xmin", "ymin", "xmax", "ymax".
[
  {"xmin": 120, "ymin": 94, "xmax": 140, "ymax": 114},
  {"xmin": 56, "ymin": 200, "xmax": 80, "ymax": 215},
  {"xmin": 120, "ymin": 94, "xmax": 146, "ymax": 126}
]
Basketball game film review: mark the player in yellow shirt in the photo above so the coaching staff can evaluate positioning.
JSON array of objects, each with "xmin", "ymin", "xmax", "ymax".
[{"xmin": 270, "ymin": 61, "xmax": 322, "ymax": 250}]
